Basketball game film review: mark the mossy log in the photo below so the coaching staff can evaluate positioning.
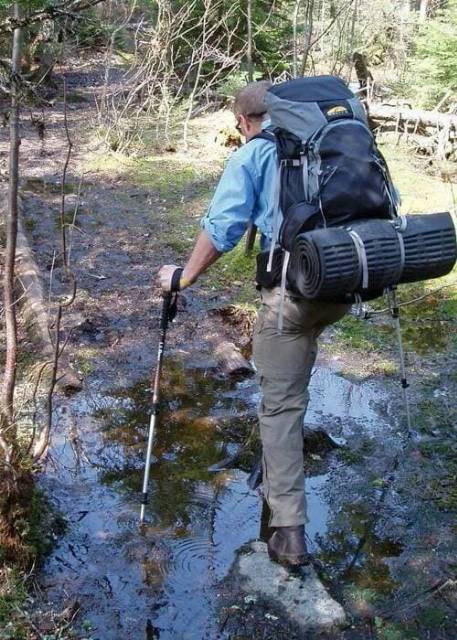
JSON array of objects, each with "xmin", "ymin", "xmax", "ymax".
[{"xmin": 15, "ymin": 197, "xmax": 82, "ymax": 392}]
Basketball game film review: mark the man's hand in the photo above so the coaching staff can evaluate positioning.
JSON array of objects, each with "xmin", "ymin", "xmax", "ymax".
[
  {"xmin": 158, "ymin": 265, "xmax": 191, "ymax": 292},
  {"xmin": 157, "ymin": 231, "xmax": 221, "ymax": 293}
]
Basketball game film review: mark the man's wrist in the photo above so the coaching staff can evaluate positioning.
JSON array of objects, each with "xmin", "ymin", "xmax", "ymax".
[{"xmin": 179, "ymin": 275, "xmax": 192, "ymax": 289}]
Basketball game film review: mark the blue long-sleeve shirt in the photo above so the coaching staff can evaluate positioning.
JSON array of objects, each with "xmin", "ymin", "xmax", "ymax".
[{"xmin": 201, "ymin": 133, "xmax": 277, "ymax": 253}]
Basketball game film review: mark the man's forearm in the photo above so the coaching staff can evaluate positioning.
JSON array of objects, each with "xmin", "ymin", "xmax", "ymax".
[{"xmin": 181, "ymin": 230, "xmax": 222, "ymax": 287}]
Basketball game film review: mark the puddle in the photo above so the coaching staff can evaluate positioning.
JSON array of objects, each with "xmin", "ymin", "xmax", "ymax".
[
  {"xmin": 305, "ymin": 473, "xmax": 331, "ymax": 551},
  {"xmin": 248, "ymin": 365, "xmax": 394, "ymax": 437},
  {"xmin": 39, "ymin": 357, "xmax": 406, "ymax": 638}
]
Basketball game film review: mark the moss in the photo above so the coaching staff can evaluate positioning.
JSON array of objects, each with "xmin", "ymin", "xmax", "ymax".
[
  {"xmin": 416, "ymin": 604, "xmax": 451, "ymax": 628},
  {"xmin": 74, "ymin": 350, "xmax": 96, "ymax": 376},
  {"xmin": 374, "ymin": 619, "xmax": 412, "ymax": 640},
  {"xmin": 415, "ymin": 396, "xmax": 455, "ymax": 435},
  {"xmin": 22, "ymin": 177, "xmax": 76, "ymax": 195},
  {"xmin": 345, "ymin": 584, "xmax": 380, "ymax": 605},
  {"xmin": 416, "ymin": 386, "xmax": 457, "ymax": 510},
  {"xmin": 209, "ymin": 241, "xmax": 260, "ymax": 305},
  {"xmin": 22, "ymin": 487, "xmax": 65, "ymax": 560},
  {"xmin": 371, "ymin": 359, "xmax": 398, "ymax": 376},
  {"xmin": 0, "ymin": 481, "xmax": 67, "ymax": 638},
  {"xmin": 24, "ymin": 218, "xmax": 36, "ymax": 232},
  {"xmin": 0, "ymin": 568, "xmax": 28, "ymax": 630},
  {"xmin": 83, "ymin": 151, "xmax": 218, "ymax": 201},
  {"xmin": 133, "ymin": 157, "xmax": 200, "ymax": 197},
  {"xmin": 334, "ymin": 315, "xmax": 392, "ymax": 352},
  {"xmin": 1, "ymin": 483, "xmax": 64, "ymax": 567},
  {"xmin": 338, "ymin": 447, "xmax": 365, "ymax": 465}
]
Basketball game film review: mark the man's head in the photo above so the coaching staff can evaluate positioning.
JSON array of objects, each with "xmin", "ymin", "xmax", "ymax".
[{"xmin": 233, "ymin": 80, "xmax": 272, "ymax": 141}]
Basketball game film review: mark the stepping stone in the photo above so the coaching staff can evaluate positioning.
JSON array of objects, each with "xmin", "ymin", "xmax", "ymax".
[{"xmin": 236, "ymin": 541, "xmax": 347, "ymax": 632}]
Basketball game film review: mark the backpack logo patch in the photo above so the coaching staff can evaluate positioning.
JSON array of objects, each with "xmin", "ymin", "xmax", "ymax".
[{"xmin": 325, "ymin": 105, "xmax": 349, "ymax": 119}]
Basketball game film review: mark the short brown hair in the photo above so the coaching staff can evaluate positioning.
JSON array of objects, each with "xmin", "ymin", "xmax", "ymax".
[{"xmin": 233, "ymin": 80, "xmax": 272, "ymax": 119}]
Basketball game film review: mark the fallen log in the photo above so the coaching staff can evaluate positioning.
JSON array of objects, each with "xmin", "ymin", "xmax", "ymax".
[
  {"xmin": 369, "ymin": 103, "xmax": 457, "ymax": 132},
  {"xmin": 14, "ymin": 195, "xmax": 82, "ymax": 392},
  {"xmin": 198, "ymin": 310, "xmax": 254, "ymax": 376},
  {"xmin": 213, "ymin": 339, "xmax": 253, "ymax": 376}
]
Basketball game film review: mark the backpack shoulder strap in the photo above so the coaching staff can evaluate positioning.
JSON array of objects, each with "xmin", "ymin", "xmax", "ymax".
[{"xmin": 249, "ymin": 130, "xmax": 276, "ymax": 144}]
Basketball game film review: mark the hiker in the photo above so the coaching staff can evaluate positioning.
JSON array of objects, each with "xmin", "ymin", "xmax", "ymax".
[{"xmin": 158, "ymin": 80, "xmax": 349, "ymax": 567}]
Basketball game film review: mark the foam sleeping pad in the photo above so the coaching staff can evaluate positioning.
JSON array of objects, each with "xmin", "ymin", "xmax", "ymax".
[
  {"xmin": 398, "ymin": 212, "xmax": 457, "ymax": 283},
  {"xmin": 346, "ymin": 218, "xmax": 405, "ymax": 290},
  {"xmin": 287, "ymin": 212, "xmax": 456, "ymax": 301},
  {"xmin": 288, "ymin": 227, "xmax": 360, "ymax": 300}
]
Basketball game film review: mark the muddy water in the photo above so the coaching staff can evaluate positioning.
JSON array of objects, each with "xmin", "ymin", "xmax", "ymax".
[{"xmin": 39, "ymin": 356, "xmax": 397, "ymax": 639}]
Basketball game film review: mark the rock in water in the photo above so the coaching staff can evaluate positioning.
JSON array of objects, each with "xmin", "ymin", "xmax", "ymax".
[{"xmin": 237, "ymin": 541, "xmax": 346, "ymax": 632}]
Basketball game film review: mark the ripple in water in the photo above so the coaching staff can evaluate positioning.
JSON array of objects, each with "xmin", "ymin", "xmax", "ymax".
[{"xmin": 170, "ymin": 535, "xmax": 214, "ymax": 575}]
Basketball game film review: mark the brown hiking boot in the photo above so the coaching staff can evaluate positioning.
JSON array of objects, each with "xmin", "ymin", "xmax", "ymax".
[{"xmin": 267, "ymin": 525, "xmax": 310, "ymax": 567}]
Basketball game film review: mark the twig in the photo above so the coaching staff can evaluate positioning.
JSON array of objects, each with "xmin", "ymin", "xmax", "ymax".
[
  {"xmin": 33, "ymin": 76, "xmax": 77, "ymax": 462},
  {"xmin": 360, "ymin": 282, "xmax": 457, "ymax": 319}
]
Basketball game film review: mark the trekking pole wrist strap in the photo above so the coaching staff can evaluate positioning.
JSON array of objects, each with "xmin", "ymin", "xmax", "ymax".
[{"xmin": 170, "ymin": 267, "xmax": 184, "ymax": 292}]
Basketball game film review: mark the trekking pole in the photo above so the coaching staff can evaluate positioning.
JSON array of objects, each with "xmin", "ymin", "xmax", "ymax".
[
  {"xmin": 140, "ymin": 290, "xmax": 177, "ymax": 524},
  {"xmin": 387, "ymin": 286, "xmax": 412, "ymax": 438}
]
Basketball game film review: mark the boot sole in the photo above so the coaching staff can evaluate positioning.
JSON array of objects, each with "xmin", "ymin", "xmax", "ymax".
[{"xmin": 267, "ymin": 546, "xmax": 310, "ymax": 567}]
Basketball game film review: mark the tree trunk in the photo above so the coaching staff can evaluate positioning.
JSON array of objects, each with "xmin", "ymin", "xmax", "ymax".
[
  {"xmin": 301, "ymin": 0, "xmax": 315, "ymax": 76},
  {"xmin": 348, "ymin": 0, "xmax": 358, "ymax": 60},
  {"xmin": 1, "ymin": 2, "xmax": 22, "ymax": 457},
  {"xmin": 419, "ymin": 0, "xmax": 428, "ymax": 21},
  {"xmin": 247, "ymin": 0, "xmax": 253, "ymax": 81},
  {"xmin": 292, "ymin": 0, "xmax": 303, "ymax": 78}
]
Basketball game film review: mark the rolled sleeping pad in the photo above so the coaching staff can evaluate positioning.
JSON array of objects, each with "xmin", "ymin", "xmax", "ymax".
[
  {"xmin": 288, "ymin": 227, "xmax": 360, "ymax": 300},
  {"xmin": 398, "ymin": 212, "xmax": 457, "ymax": 283},
  {"xmin": 288, "ymin": 212, "xmax": 456, "ymax": 301},
  {"xmin": 344, "ymin": 218, "xmax": 404, "ymax": 291}
]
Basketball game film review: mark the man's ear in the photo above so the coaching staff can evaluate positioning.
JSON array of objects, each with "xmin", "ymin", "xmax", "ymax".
[{"xmin": 239, "ymin": 114, "xmax": 248, "ymax": 130}]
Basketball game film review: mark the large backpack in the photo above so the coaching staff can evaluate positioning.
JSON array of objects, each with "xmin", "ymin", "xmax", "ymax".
[{"xmin": 254, "ymin": 75, "xmax": 399, "ymax": 283}]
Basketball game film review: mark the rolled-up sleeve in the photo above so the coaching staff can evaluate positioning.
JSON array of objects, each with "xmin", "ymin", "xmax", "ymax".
[{"xmin": 201, "ymin": 151, "xmax": 257, "ymax": 253}]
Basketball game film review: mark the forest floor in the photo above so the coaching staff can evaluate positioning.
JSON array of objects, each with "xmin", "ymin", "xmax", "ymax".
[{"xmin": 0, "ymin": 58, "xmax": 457, "ymax": 640}]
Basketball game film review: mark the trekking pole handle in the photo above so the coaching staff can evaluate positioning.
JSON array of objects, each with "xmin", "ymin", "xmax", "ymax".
[{"xmin": 170, "ymin": 267, "xmax": 184, "ymax": 292}]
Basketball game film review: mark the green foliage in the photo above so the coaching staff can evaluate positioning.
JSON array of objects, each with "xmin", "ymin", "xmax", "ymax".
[
  {"xmin": 409, "ymin": 0, "xmax": 457, "ymax": 107},
  {"xmin": 0, "ymin": 568, "xmax": 28, "ymax": 628},
  {"xmin": 71, "ymin": 7, "xmax": 127, "ymax": 51},
  {"xmin": 216, "ymin": 71, "xmax": 258, "ymax": 101},
  {"xmin": 374, "ymin": 618, "xmax": 411, "ymax": 640}
]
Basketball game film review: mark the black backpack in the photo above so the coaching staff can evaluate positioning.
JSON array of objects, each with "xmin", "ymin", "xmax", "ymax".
[{"xmin": 255, "ymin": 75, "xmax": 399, "ymax": 291}]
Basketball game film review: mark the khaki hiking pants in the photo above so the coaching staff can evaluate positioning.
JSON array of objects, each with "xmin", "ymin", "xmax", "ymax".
[{"xmin": 253, "ymin": 287, "xmax": 349, "ymax": 528}]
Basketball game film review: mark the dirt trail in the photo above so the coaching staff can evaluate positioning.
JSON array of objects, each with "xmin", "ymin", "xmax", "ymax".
[{"xmin": 2, "ymin": 62, "xmax": 457, "ymax": 639}]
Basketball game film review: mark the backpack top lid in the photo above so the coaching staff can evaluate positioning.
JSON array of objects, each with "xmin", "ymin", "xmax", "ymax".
[
  {"xmin": 264, "ymin": 75, "xmax": 367, "ymax": 142},
  {"xmin": 268, "ymin": 75, "xmax": 354, "ymax": 102}
]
